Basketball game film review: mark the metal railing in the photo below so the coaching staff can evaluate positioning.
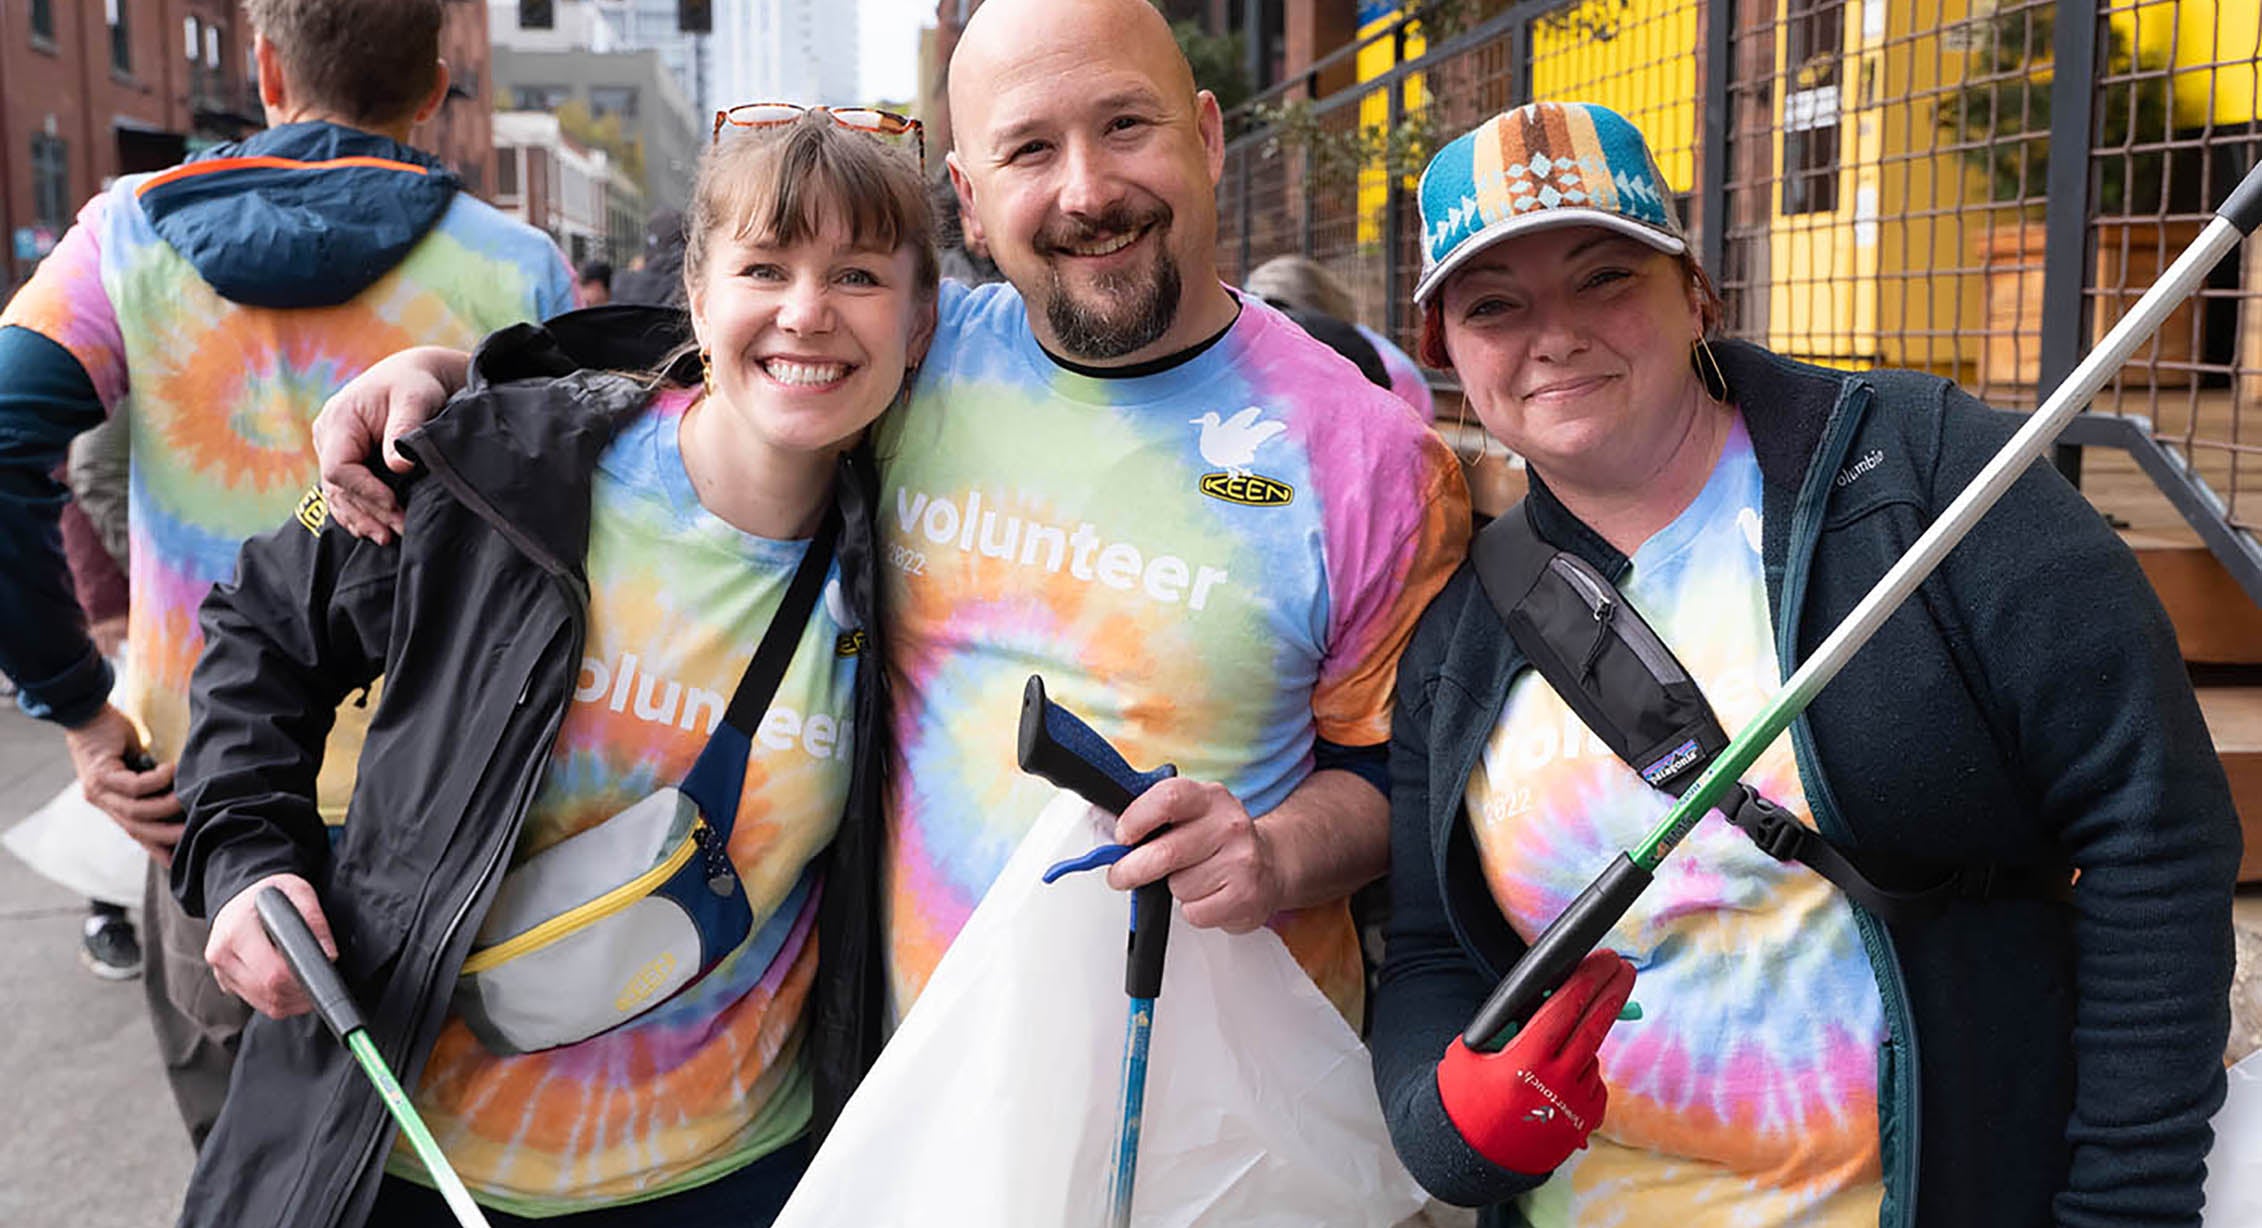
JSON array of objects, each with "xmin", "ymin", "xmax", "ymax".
[{"xmin": 1214, "ymin": 0, "xmax": 2262, "ymax": 607}]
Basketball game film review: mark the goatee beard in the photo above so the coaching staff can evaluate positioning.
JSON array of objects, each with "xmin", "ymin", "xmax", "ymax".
[{"xmin": 1041, "ymin": 228, "xmax": 1181, "ymax": 361}]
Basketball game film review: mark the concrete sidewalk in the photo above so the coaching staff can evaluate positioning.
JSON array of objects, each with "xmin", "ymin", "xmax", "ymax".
[{"xmin": 0, "ymin": 706, "xmax": 193, "ymax": 1227}]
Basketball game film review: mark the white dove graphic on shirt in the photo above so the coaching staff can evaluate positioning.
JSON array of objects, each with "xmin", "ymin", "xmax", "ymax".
[{"xmin": 1189, "ymin": 407, "xmax": 1287, "ymax": 477}]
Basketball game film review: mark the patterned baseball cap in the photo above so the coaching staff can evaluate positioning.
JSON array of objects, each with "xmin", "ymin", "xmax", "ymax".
[{"xmin": 1413, "ymin": 101, "xmax": 1686, "ymax": 306}]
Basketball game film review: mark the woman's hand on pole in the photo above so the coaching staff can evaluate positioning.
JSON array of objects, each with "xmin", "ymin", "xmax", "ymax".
[
  {"xmin": 313, "ymin": 346, "xmax": 471, "ymax": 545},
  {"xmin": 206, "ymin": 872, "xmax": 337, "ymax": 1019},
  {"xmin": 1436, "ymin": 950, "xmax": 1636, "ymax": 1176}
]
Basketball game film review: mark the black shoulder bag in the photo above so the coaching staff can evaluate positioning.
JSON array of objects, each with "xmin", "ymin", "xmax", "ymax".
[{"xmin": 1470, "ymin": 502, "xmax": 2071, "ymax": 926}]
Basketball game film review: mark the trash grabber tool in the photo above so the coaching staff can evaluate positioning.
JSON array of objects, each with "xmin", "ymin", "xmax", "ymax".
[
  {"xmin": 254, "ymin": 887, "xmax": 494, "ymax": 1228},
  {"xmin": 1466, "ymin": 155, "xmax": 2262, "ymax": 1052},
  {"xmin": 1017, "ymin": 675, "xmax": 1177, "ymax": 1228}
]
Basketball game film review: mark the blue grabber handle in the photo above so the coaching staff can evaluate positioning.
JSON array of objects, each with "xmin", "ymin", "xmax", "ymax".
[{"xmin": 1018, "ymin": 675, "xmax": 1177, "ymax": 998}]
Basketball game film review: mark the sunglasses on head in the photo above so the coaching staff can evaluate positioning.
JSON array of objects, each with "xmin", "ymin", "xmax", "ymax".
[{"xmin": 712, "ymin": 102, "xmax": 926, "ymax": 167}]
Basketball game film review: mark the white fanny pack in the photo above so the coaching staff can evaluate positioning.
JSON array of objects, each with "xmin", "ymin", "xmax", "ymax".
[{"xmin": 452, "ymin": 509, "xmax": 840, "ymax": 1055}]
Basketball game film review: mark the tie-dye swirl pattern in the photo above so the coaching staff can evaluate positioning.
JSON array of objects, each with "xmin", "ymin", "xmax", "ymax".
[
  {"xmin": 1463, "ymin": 417, "xmax": 1885, "ymax": 1226},
  {"xmin": 395, "ymin": 391, "xmax": 859, "ymax": 1216},
  {"xmin": 0, "ymin": 184, "xmax": 571, "ymax": 821},
  {"xmin": 876, "ymin": 283, "xmax": 1469, "ymax": 1024}
]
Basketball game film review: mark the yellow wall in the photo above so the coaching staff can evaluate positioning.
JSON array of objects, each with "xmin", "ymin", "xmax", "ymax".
[
  {"xmin": 1353, "ymin": 9, "xmax": 1424, "ymax": 246},
  {"xmin": 1760, "ymin": 0, "xmax": 1998, "ymax": 376},
  {"xmin": 1527, "ymin": 0, "xmax": 1700, "ymax": 193},
  {"xmin": 1333, "ymin": 0, "xmax": 2250, "ymax": 381},
  {"xmin": 2116, "ymin": 0, "xmax": 2262, "ymax": 127}
]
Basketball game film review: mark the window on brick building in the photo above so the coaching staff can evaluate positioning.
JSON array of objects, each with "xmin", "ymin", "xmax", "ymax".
[
  {"xmin": 31, "ymin": 0, "xmax": 56, "ymax": 43},
  {"xmin": 32, "ymin": 135, "xmax": 71, "ymax": 233},
  {"xmin": 107, "ymin": 0, "xmax": 133, "ymax": 74},
  {"xmin": 1780, "ymin": 0, "xmax": 1845, "ymax": 215},
  {"xmin": 497, "ymin": 148, "xmax": 521, "ymax": 197}
]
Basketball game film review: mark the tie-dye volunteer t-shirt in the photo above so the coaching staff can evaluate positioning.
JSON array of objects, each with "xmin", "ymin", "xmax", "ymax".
[
  {"xmin": 1463, "ymin": 416, "xmax": 1885, "ymax": 1226},
  {"xmin": 877, "ymin": 282, "xmax": 1469, "ymax": 1022},
  {"xmin": 393, "ymin": 390, "xmax": 858, "ymax": 1216},
  {"xmin": 0, "ymin": 183, "xmax": 572, "ymax": 821}
]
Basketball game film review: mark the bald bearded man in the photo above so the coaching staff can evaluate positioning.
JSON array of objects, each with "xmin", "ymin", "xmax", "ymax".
[{"xmin": 310, "ymin": 0, "xmax": 1469, "ymax": 1029}]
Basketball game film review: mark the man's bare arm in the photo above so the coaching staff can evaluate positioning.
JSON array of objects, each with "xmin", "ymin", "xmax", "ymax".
[{"xmin": 313, "ymin": 345, "xmax": 471, "ymax": 543}]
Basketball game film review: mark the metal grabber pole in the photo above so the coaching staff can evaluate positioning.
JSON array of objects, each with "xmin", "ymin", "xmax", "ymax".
[
  {"xmin": 1465, "ymin": 157, "xmax": 2262, "ymax": 1051},
  {"xmin": 1016, "ymin": 676, "xmax": 1179, "ymax": 1228},
  {"xmin": 255, "ymin": 888, "xmax": 494, "ymax": 1228}
]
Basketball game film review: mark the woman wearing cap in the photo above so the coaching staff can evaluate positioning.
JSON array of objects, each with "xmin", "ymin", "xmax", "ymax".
[{"xmin": 1369, "ymin": 101, "xmax": 2238, "ymax": 1226}]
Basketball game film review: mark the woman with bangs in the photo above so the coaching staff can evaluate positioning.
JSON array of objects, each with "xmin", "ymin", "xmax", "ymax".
[{"xmin": 167, "ymin": 109, "xmax": 937, "ymax": 1228}]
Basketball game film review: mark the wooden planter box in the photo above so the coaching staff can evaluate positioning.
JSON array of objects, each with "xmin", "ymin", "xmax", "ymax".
[{"xmin": 1977, "ymin": 219, "xmax": 2203, "ymax": 391}]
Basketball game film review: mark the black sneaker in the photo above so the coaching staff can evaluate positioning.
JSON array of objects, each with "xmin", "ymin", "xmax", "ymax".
[{"xmin": 81, "ymin": 905, "xmax": 142, "ymax": 981}]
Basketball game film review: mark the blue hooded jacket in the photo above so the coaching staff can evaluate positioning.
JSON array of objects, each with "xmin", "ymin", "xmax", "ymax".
[{"xmin": 0, "ymin": 122, "xmax": 572, "ymax": 725}]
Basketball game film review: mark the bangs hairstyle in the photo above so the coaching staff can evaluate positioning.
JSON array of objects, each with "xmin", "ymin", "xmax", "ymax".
[{"xmin": 684, "ymin": 112, "xmax": 939, "ymax": 302}]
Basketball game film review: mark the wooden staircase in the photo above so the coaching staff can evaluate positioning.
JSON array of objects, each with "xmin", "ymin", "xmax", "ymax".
[{"xmin": 2082, "ymin": 449, "xmax": 2262, "ymax": 885}]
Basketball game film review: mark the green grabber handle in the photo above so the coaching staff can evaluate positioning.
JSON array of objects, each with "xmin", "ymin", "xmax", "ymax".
[
  {"xmin": 1465, "ymin": 154, "xmax": 2262, "ymax": 1053},
  {"xmin": 255, "ymin": 888, "xmax": 494, "ymax": 1228}
]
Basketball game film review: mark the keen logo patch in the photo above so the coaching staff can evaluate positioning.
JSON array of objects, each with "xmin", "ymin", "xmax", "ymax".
[
  {"xmin": 295, "ymin": 488, "xmax": 329, "ymax": 535},
  {"xmin": 835, "ymin": 629, "xmax": 867, "ymax": 658},
  {"xmin": 1198, "ymin": 471, "xmax": 1295, "ymax": 507},
  {"xmin": 615, "ymin": 951, "xmax": 678, "ymax": 1012},
  {"xmin": 1190, "ymin": 407, "xmax": 1292, "ymax": 506}
]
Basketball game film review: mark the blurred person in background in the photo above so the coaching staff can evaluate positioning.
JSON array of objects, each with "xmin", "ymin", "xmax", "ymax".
[
  {"xmin": 0, "ymin": 0, "xmax": 573, "ymax": 1146},
  {"xmin": 611, "ymin": 208, "xmax": 688, "ymax": 306},
  {"xmin": 1246, "ymin": 253, "xmax": 1436, "ymax": 419},
  {"xmin": 63, "ymin": 413, "xmax": 138, "ymax": 978},
  {"xmin": 576, "ymin": 259, "xmax": 615, "ymax": 308}
]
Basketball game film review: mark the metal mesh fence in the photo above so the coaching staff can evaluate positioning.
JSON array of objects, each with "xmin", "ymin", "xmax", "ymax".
[{"xmin": 1215, "ymin": 0, "xmax": 2262, "ymax": 572}]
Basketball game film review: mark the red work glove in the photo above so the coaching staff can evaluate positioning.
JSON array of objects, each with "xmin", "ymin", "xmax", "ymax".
[{"xmin": 1436, "ymin": 950, "xmax": 1637, "ymax": 1175}]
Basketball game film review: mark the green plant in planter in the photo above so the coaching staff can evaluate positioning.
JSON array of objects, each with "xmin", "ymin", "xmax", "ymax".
[{"xmin": 1934, "ymin": 3, "xmax": 2175, "ymax": 216}]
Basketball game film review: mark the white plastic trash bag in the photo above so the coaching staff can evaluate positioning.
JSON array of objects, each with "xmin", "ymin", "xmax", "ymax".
[
  {"xmin": 776, "ymin": 790, "xmax": 1428, "ymax": 1227},
  {"xmin": 4, "ymin": 781, "xmax": 146, "ymax": 908},
  {"xmin": 2203, "ymin": 1049, "xmax": 2262, "ymax": 1225}
]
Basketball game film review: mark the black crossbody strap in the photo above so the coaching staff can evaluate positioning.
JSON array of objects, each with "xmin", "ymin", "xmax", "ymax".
[
  {"xmin": 1471, "ymin": 504, "xmax": 1727, "ymax": 796},
  {"xmin": 722, "ymin": 506, "xmax": 842, "ymax": 737},
  {"xmin": 1469, "ymin": 500, "xmax": 2072, "ymax": 922}
]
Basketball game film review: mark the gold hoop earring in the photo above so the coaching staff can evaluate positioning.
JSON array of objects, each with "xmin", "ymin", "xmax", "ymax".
[
  {"xmin": 1692, "ymin": 336, "xmax": 1729, "ymax": 403},
  {"xmin": 700, "ymin": 347, "xmax": 714, "ymax": 397},
  {"xmin": 1453, "ymin": 393, "xmax": 1478, "ymax": 463}
]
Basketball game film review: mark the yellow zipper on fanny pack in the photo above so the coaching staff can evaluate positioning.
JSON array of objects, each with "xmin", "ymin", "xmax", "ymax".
[{"xmin": 459, "ymin": 820, "xmax": 708, "ymax": 975}]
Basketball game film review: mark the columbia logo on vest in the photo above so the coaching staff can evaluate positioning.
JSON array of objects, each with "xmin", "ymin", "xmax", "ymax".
[{"xmin": 1836, "ymin": 449, "xmax": 1884, "ymax": 488}]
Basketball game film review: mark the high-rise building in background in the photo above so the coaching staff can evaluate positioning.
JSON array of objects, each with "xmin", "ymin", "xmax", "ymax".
[
  {"xmin": 598, "ymin": 0, "xmax": 713, "ymax": 119},
  {"xmin": 711, "ymin": 0, "xmax": 861, "ymax": 114}
]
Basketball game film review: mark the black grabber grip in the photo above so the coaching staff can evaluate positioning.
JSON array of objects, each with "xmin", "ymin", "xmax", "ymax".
[
  {"xmin": 1462, "ymin": 853, "xmax": 1651, "ymax": 1052},
  {"xmin": 255, "ymin": 886, "xmax": 366, "ymax": 1040},
  {"xmin": 1017, "ymin": 675, "xmax": 1178, "ymax": 1000},
  {"xmin": 1125, "ymin": 881, "xmax": 1170, "ymax": 999},
  {"xmin": 2220, "ymin": 157, "xmax": 2262, "ymax": 234}
]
